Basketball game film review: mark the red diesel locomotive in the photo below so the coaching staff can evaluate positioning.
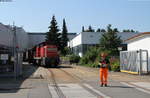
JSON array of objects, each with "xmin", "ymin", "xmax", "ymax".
[
  {"xmin": 34, "ymin": 44, "xmax": 60, "ymax": 67},
  {"xmin": 24, "ymin": 42, "xmax": 60, "ymax": 67}
]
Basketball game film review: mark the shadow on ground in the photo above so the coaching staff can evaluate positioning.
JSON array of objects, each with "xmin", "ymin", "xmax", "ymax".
[
  {"xmin": 56, "ymin": 65, "xmax": 73, "ymax": 68},
  {"xmin": 0, "ymin": 63, "xmax": 38, "ymax": 93},
  {"xmin": 106, "ymin": 85, "xmax": 133, "ymax": 88},
  {"xmin": 45, "ymin": 64, "xmax": 73, "ymax": 69}
]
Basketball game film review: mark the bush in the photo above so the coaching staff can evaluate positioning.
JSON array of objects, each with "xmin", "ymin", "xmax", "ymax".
[
  {"xmin": 61, "ymin": 47, "xmax": 72, "ymax": 56},
  {"xmin": 79, "ymin": 47, "xmax": 113, "ymax": 68},
  {"xmin": 110, "ymin": 58, "xmax": 120, "ymax": 72},
  {"xmin": 91, "ymin": 62, "xmax": 99, "ymax": 68},
  {"xmin": 80, "ymin": 47, "xmax": 99, "ymax": 65},
  {"xmin": 69, "ymin": 54, "xmax": 80, "ymax": 64}
]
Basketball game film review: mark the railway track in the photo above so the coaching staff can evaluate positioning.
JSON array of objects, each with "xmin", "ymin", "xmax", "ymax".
[
  {"xmin": 48, "ymin": 69, "xmax": 66, "ymax": 98},
  {"xmin": 48, "ymin": 67, "xmax": 105, "ymax": 98}
]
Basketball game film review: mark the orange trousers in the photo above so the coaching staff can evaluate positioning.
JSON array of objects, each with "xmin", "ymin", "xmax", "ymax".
[{"xmin": 99, "ymin": 68, "xmax": 108, "ymax": 84}]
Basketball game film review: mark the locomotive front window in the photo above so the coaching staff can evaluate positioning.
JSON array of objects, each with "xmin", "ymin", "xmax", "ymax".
[{"xmin": 47, "ymin": 48, "xmax": 57, "ymax": 51}]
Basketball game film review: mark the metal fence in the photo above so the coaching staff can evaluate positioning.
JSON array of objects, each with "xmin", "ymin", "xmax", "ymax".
[
  {"xmin": 120, "ymin": 49, "xmax": 148, "ymax": 75},
  {"xmin": 0, "ymin": 45, "xmax": 23, "ymax": 77},
  {"xmin": 0, "ymin": 46, "xmax": 14, "ymax": 76}
]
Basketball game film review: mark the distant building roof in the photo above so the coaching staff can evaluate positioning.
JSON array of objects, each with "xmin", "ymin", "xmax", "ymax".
[
  {"xmin": 28, "ymin": 32, "xmax": 46, "ymax": 35},
  {"xmin": 125, "ymin": 32, "xmax": 150, "ymax": 42}
]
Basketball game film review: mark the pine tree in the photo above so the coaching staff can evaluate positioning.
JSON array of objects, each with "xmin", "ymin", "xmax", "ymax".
[
  {"xmin": 61, "ymin": 19, "xmax": 68, "ymax": 48},
  {"xmin": 100, "ymin": 24, "xmax": 122, "ymax": 55},
  {"xmin": 61, "ymin": 19, "xmax": 69, "ymax": 55},
  {"xmin": 45, "ymin": 15, "xmax": 60, "ymax": 47}
]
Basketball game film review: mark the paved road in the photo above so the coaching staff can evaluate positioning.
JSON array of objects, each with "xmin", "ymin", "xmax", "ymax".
[{"xmin": 0, "ymin": 64, "xmax": 150, "ymax": 98}]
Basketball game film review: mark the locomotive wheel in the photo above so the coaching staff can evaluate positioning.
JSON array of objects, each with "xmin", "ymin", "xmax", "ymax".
[{"xmin": 45, "ymin": 57, "xmax": 58, "ymax": 68}]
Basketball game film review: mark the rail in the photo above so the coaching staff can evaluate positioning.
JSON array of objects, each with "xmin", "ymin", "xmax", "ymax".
[
  {"xmin": 48, "ymin": 69, "xmax": 66, "ymax": 98},
  {"xmin": 48, "ymin": 68, "xmax": 105, "ymax": 98}
]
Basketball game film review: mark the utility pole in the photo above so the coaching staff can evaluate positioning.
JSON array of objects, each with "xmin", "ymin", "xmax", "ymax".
[{"xmin": 12, "ymin": 22, "xmax": 18, "ymax": 79}]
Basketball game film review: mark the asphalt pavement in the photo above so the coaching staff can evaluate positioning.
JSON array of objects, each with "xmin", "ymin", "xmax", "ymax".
[{"xmin": 0, "ymin": 64, "xmax": 150, "ymax": 98}]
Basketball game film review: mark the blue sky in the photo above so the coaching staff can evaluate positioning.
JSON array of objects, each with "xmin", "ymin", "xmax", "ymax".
[{"xmin": 0, "ymin": 0, "xmax": 150, "ymax": 33}]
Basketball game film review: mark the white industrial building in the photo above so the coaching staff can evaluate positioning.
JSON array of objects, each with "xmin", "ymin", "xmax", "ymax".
[
  {"xmin": 68, "ymin": 32, "xmax": 139, "ymax": 57},
  {"xmin": 119, "ymin": 32, "xmax": 150, "ymax": 74},
  {"xmin": 125, "ymin": 32, "xmax": 150, "ymax": 66},
  {"xmin": 68, "ymin": 32, "xmax": 102, "ymax": 57},
  {"xmin": 126, "ymin": 32, "xmax": 150, "ymax": 52}
]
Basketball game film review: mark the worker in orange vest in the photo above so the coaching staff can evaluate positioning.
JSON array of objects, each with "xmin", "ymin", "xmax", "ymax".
[{"xmin": 99, "ymin": 53, "xmax": 110, "ymax": 87}]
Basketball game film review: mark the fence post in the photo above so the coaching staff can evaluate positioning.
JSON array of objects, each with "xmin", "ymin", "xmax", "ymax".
[
  {"xmin": 139, "ymin": 49, "xmax": 142, "ymax": 75},
  {"xmin": 146, "ymin": 50, "xmax": 149, "ymax": 74},
  {"xmin": 120, "ymin": 51, "xmax": 121, "ymax": 71}
]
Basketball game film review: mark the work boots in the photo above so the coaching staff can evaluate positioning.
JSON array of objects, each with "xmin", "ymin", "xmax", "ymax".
[{"xmin": 100, "ymin": 83, "xmax": 107, "ymax": 87}]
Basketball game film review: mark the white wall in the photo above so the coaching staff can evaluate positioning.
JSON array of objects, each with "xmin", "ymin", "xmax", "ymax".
[
  {"xmin": 128, "ymin": 36, "xmax": 150, "ymax": 54},
  {"xmin": 69, "ymin": 33, "xmax": 82, "ymax": 47},
  {"xmin": 68, "ymin": 32, "xmax": 102, "ymax": 48}
]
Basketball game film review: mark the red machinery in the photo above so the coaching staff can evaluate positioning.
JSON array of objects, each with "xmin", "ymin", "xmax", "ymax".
[{"xmin": 33, "ymin": 44, "xmax": 60, "ymax": 67}]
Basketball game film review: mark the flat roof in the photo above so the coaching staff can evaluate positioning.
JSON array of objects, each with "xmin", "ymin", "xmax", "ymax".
[
  {"xmin": 28, "ymin": 33, "xmax": 46, "ymax": 35},
  {"xmin": 27, "ymin": 32, "xmax": 77, "ymax": 35}
]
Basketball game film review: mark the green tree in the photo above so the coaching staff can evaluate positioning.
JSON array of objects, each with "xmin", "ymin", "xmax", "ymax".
[
  {"xmin": 100, "ymin": 24, "xmax": 122, "ymax": 55},
  {"xmin": 61, "ymin": 19, "xmax": 69, "ymax": 55},
  {"xmin": 101, "ymin": 29, "xmax": 106, "ymax": 32},
  {"xmin": 85, "ymin": 25, "xmax": 95, "ymax": 32},
  {"xmin": 131, "ymin": 29, "xmax": 135, "ymax": 32},
  {"xmin": 96, "ymin": 28, "xmax": 101, "ymax": 32},
  {"xmin": 88, "ymin": 25, "xmax": 94, "ymax": 32},
  {"xmin": 114, "ymin": 28, "xmax": 119, "ymax": 32},
  {"xmin": 46, "ymin": 15, "xmax": 60, "ymax": 47},
  {"xmin": 123, "ymin": 29, "xmax": 136, "ymax": 32}
]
